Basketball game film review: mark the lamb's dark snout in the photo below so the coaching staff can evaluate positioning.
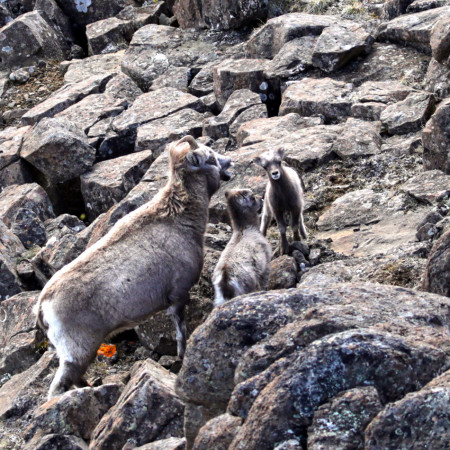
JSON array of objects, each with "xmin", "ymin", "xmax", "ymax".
[{"xmin": 271, "ymin": 170, "xmax": 280, "ymax": 180}]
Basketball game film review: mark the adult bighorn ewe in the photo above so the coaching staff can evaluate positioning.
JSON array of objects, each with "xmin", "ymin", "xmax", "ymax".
[
  {"xmin": 254, "ymin": 148, "xmax": 307, "ymax": 255},
  {"xmin": 213, "ymin": 189, "xmax": 271, "ymax": 306},
  {"xmin": 36, "ymin": 136, "xmax": 232, "ymax": 398}
]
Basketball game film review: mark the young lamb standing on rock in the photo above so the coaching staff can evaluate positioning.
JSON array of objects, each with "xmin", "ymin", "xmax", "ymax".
[
  {"xmin": 35, "ymin": 135, "xmax": 233, "ymax": 399},
  {"xmin": 213, "ymin": 189, "xmax": 271, "ymax": 306},
  {"xmin": 254, "ymin": 148, "xmax": 307, "ymax": 255}
]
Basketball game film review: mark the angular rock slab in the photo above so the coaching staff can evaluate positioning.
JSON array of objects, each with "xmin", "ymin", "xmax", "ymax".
[
  {"xmin": 332, "ymin": 118, "xmax": 381, "ymax": 159},
  {"xmin": 422, "ymin": 98, "xmax": 450, "ymax": 173},
  {"xmin": 430, "ymin": 16, "xmax": 450, "ymax": 63},
  {"xmin": 194, "ymin": 413, "xmax": 242, "ymax": 450},
  {"xmin": 135, "ymin": 109, "xmax": 207, "ymax": 154},
  {"xmin": 311, "ymin": 24, "xmax": 373, "ymax": 72},
  {"xmin": 174, "ymin": 0, "xmax": 268, "ymax": 30},
  {"xmin": 0, "ymin": 182, "xmax": 54, "ymax": 228},
  {"xmin": 279, "ymin": 78, "xmax": 353, "ymax": 122},
  {"xmin": 365, "ymin": 370, "xmax": 450, "ymax": 449},
  {"xmin": 380, "ymin": 91, "xmax": 435, "ymax": 135},
  {"xmin": 267, "ymin": 36, "xmax": 317, "ymax": 79},
  {"xmin": 400, "ymin": 169, "xmax": 450, "ymax": 203},
  {"xmin": 377, "ymin": 6, "xmax": 450, "ymax": 53},
  {"xmin": 0, "ymin": 292, "xmax": 43, "ymax": 375},
  {"xmin": 230, "ymin": 328, "xmax": 447, "ymax": 450},
  {"xmin": 90, "ymin": 359, "xmax": 184, "ymax": 449},
  {"xmin": 112, "ymin": 88, "xmax": 204, "ymax": 143},
  {"xmin": 213, "ymin": 58, "xmax": 275, "ymax": 109},
  {"xmin": 246, "ymin": 13, "xmax": 336, "ymax": 59},
  {"xmin": 0, "ymin": 223, "xmax": 24, "ymax": 300},
  {"xmin": 26, "ymin": 384, "xmax": 122, "ymax": 441},
  {"xmin": 86, "ymin": 17, "xmax": 134, "ymax": 55},
  {"xmin": 21, "ymin": 118, "xmax": 96, "ymax": 183},
  {"xmin": 424, "ymin": 58, "xmax": 450, "ymax": 99},
  {"xmin": 307, "ymin": 387, "xmax": 382, "ymax": 449},
  {"xmin": 317, "ymin": 189, "xmax": 409, "ymax": 231},
  {"xmin": 423, "ymin": 228, "xmax": 450, "ymax": 297},
  {"xmin": 24, "ymin": 434, "xmax": 88, "ymax": 450},
  {"xmin": 53, "ymin": 0, "xmax": 134, "ymax": 26},
  {"xmin": 120, "ymin": 24, "xmax": 183, "ymax": 91},
  {"xmin": 176, "ymin": 283, "xmax": 450, "ymax": 446},
  {"xmin": 236, "ymin": 113, "xmax": 323, "ymax": 147},
  {"xmin": 56, "ymin": 93, "xmax": 129, "ymax": 134},
  {"xmin": 203, "ymin": 89, "xmax": 263, "ymax": 139},
  {"xmin": 0, "ymin": 351, "xmax": 57, "ymax": 419},
  {"xmin": 80, "ymin": 150, "xmax": 153, "ymax": 221},
  {"xmin": 21, "ymin": 74, "xmax": 114, "ymax": 125},
  {"xmin": 62, "ymin": 52, "xmax": 124, "ymax": 84},
  {"xmin": 0, "ymin": 126, "xmax": 30, "ymax": 171},
  {"xmin": 0, "ymin": 11, "xmax": 69, "ymax": 69}
]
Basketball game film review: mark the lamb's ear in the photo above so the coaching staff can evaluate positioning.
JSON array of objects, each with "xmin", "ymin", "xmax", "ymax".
[
  {"xmin": 276, "ymin": 148, "xmax": 285, "ymax": 159},
  {"xmin": 253, "ymin": 156, "xmax": 263, "ymax": 167},
  {"xmin": 225, "ymin": 190, "xmax": 232, "ymax": 200}
]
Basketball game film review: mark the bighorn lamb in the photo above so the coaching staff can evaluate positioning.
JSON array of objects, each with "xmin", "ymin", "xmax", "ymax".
[
  {"xmin": 254, "ymin": 148, "xmax": 307, "ymax": 255},
  {"xmin": 36, "ymin": 136, "xmax": 232, "ymax": 398},
  {"xmin": 213, "ymin": 189, "xmax": 271, "ymax": 306}
]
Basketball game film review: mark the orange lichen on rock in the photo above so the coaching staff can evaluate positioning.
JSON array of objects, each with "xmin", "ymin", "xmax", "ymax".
[{"xmin": 97, "ymin": 343, "xmax": 117, "ymax": 358}]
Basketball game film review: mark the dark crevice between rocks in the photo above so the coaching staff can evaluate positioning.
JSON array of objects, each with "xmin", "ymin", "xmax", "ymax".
[{"xmin": 72, "ymin": 23, "xmax": 89, "ymax": 57}]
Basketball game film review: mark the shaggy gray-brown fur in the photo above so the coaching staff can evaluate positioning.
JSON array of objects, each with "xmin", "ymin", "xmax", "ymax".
[
  {"xmin": 213, "ymin": 189, "xmax": 271, "ymax": 306},
  {"xmin": 36, "ymin": 136, "xmax": 232, "ymax": 398},
  {"xmin": 254, "ymin": 148, "xmax": 307, "ymax": 255}
]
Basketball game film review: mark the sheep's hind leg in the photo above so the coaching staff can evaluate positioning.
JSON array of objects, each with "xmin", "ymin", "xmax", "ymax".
[
  {"xmin": 275, "ymin": 213, "xmax": 289, "ymax": 255},
  {"xmin": 48, "ymin": 359, "xmax": 88, "ymax": 399},
  {"xmin": 168, "ymin": 300, "xmax": 188, "ymax": 359}
]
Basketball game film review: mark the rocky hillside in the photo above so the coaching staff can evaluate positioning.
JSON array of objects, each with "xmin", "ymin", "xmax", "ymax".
[{"xmin": 1, "ymin": 0, "xmax": 450, "ymax": 448}]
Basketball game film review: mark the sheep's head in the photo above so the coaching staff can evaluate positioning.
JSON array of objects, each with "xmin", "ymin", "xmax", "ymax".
[
  {"xmin": 254, "ymin": 148, "xmax": 285, "ymax": 181},
  {"xmin": 225, "ymin": 189, "xmax": 263, "ymax": 228},
  {"xmin": 170, "ymin": 136, "xmax": 233, "ymax": 195}
]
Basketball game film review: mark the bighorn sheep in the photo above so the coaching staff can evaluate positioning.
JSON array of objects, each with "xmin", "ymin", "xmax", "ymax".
[
  {"xmin": 213, "ymin": 189, "xmax": 271, "ymax": 306},
  {"xmin": 254, "ymin": 148, "xmax": 307, "ymax": 255},
  {"xmin": 36, "ymin": 136, "xmax": 232, "ymax": 398}
]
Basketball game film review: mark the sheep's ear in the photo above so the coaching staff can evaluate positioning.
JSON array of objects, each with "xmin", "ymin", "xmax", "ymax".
[
  {"xmin": 225, "ymin": 190, "xmax": 232, "ymax": 199},
  {"xmin": 253, "ymin": 156, "xmax": 263, "ymax": 167},
  {"xmin": 276, "ymin": 148, "xmax": 285, "ymax": 159}
]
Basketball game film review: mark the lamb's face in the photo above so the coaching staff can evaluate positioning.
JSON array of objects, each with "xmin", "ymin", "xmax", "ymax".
[
  {"xmin": 226, "ymin": 189, "xmax": 263, "ymax": 214},
  {"xmin": 254, "ymin": 148, "xmax": 285, "ymax": 181}
]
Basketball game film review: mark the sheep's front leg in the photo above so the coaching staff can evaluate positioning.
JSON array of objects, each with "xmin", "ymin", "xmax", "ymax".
[{"xmin": 275, "ymin": 212, "xmax": 289, "ymax": 255}]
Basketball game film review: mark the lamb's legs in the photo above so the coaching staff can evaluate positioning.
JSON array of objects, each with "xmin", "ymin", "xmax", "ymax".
[
  {"xmin": 260, "ymin": 203, "xmax": 271, "ymax": 236},
  {"xmin": 275, "ymin": 213, "xmax": 289, "ymax": 255},
  {"xmin": 292, "ymin": 209, "xmax": 308, "ymax": 241}
]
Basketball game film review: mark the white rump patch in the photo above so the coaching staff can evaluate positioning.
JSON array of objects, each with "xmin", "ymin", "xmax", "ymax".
[
  {"xmin": 41, "ymin": 302, "xmax": 74, "ymax": 363},
  {"xmin": 213, "ymin": 273, "xmax": 225, "ymax": 307}
]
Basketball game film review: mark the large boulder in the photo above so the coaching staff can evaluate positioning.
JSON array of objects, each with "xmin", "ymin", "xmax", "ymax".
[
  {"xmin": 21, "ymin": 74, "xmax": 114, "ymax": 125},
  {"xmin": 423, "ymin": 228, "xmax": 450, "ymax": 297},
  {"xmin": 279, "ymin": 78, "xmax": 353, "ymax": 122},
  {"xmin": 90, "ymin": 359, "xmax": 184, "ymax": 449},
  {"xmin": 0, "ymin": 11, "xmax": 69, "ymax": 68},
  {"xmin": 422, "ymin": 98, "xmax": 450, "ymax": 174},
  {"xmin": 80, "ymin": 150, "xmax": 153, "ymax": 221},
  {"xmin": 25, "ymin": 384, "xmax": 122, "ymax": 442},
  {"xmin": 365, "ymin": 369, "xmax": 450, "ymax": 448},
  {"xmin": 430, "ymin": 16, "xmax": 450, "ymax": 63},
  {"xmin": 0, "ymin": 223, "xmax": 24, "ymax": 300},
  {"xmin": 21, "ymin": 118, "xmax": 96, "ymax": 183},
  {"xmin": 174, "ymin": 0, "xmax": 268, "ymax": 30},
  {"xmin": 53, "ymin": 0, "xmax": 134, "ymax": 26},
  {"xmin": 377, "ymin": 6, "xmax": 450, "ymax": 54},
  {"xmin": 212, "ymin": 59, "xmax": 276, "ymax": 110},
  {"xmin": 176, "ymin": 283, "xmax": 450, "ymax": 447},
  {"xmin": 245, "ymin": 13, "xmax": 335, "ymax": 59}
]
